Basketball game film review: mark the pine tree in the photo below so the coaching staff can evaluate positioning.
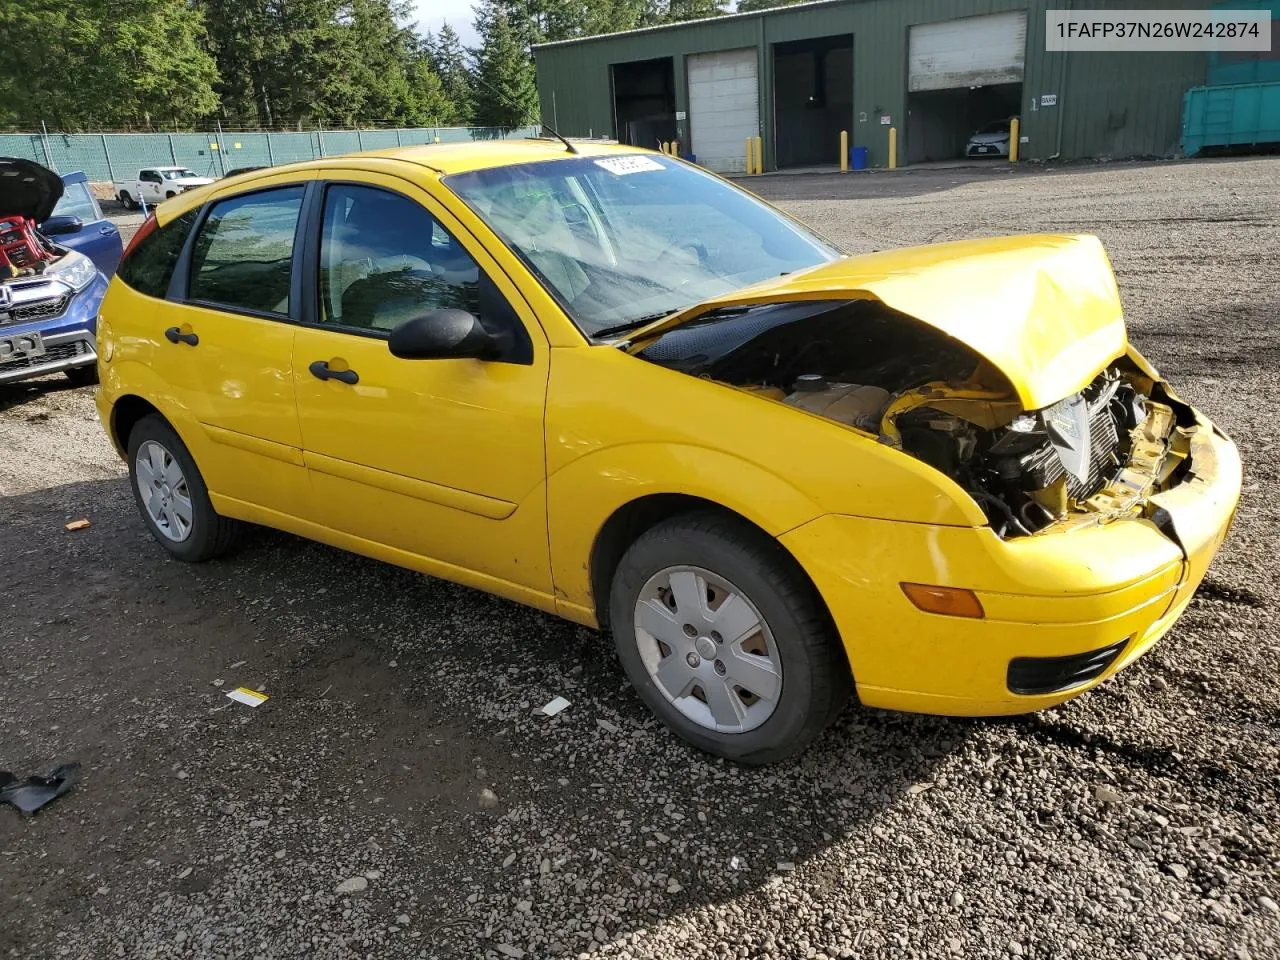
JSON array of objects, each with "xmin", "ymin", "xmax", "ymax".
[
  {"xmin": 427, "ymin": 23, "xmax": 476, "ymax": 125},
  {"xmin": 0, "ymin": 0, "xmax": 219, "ymax": 129},
  {"xmin": 471, "ymin": 2, "xmax": 539, "ymax": 128}
]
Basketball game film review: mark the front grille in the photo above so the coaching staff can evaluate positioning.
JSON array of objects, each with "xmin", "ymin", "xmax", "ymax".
[
  {"xmin": 1007, "ymin": 639, "xmax": 1128, "ymax": 695},
  {"xmin": 1, "ymin": 293, "xmax": 70, "ymax": 326},
  {"xmin": 0, "ymin": 341, "xmax": 82, "ymax": 372}
]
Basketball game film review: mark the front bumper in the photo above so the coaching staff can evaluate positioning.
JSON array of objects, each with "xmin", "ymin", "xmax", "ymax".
[
  {"xmin": 782, "ymin": 415, "xmax": 1242, "ymax": 716},
  {"xmin": 0, "ymin": 273, "xmax": 104, "ymax": 385}
]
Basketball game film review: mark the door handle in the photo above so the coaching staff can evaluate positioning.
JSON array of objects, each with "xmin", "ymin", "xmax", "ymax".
[
  {"xmin": 164, "ymin": 326, "xmax": 198, "ymax": 346},
  {"xmin": 309, "ymin": 359, "xmax": 359, "ymax": 385},
  {"xmin": 99, "ymin": 225, "xmax": 116, "ymax": 235}
]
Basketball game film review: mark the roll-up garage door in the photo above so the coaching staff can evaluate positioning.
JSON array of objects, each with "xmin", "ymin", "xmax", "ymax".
[
  {"xmin": 908, "ymin": 12, "xmax": 1027, "ymax": 92},
  {"xmin": 687, "ymin": 48, "xmax": 759, "ymax": 174}
]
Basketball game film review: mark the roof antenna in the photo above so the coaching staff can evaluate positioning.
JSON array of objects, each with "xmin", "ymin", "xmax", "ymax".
[
  {"xmin": 469, "ymin": 71, "xmax": 578, "ymax": 154},
  {"xmin": 541, "ymin": 120, "xmax": 579, "ymax": 155}
]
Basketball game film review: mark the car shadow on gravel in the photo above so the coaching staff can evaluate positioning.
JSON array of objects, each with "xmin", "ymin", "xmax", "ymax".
[
  {"xmin": 0, "ymin": 375, "xmax": 82, "ymax": 414},
  {"xmin": 0, "ymin": 477, "xmax": 966, "ymax": 957}
]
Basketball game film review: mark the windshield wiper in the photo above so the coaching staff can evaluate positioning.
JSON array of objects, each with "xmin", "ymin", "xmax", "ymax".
[{"xmin": 591, "ymin": 313, "xmax": 673, "ymax": 341}]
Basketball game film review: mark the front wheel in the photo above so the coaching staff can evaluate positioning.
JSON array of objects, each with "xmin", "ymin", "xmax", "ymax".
[
  {"xmin": 126, "ymin": 415, "xmax": 242, "ymax": 562},
  {"xmin": 165, "ymin": 191, "xmax": 176, "ymax": 200},
  {"xmin": 609, "ymin": 511, "xmax": 851, "ymax": 765}
]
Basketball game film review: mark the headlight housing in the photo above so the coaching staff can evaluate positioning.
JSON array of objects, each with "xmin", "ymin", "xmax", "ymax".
[{"xmin": 52, "ymin": 251, "xmax": 100, "ymax": 292}]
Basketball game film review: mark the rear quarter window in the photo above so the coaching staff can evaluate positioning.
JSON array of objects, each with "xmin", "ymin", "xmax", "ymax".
[{"xmin": 116, "ymin": 210, "xmax": 199, "ymax": 299}]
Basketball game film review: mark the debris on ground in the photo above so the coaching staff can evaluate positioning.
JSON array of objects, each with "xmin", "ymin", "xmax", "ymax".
[
  {"xmin": 63, "ymin": 519, "xmax": 90, "ymax": 532},
  {"xmin": 540, "ymin": 696, "xmax": 571, "ymax": 717},
  {"xmin": 225, "ymin": 687, "xmax": 268, "ymax": 707},
  {"xmin": 0, "ymin": 763, "xmax": 80, "ymax": 814}
]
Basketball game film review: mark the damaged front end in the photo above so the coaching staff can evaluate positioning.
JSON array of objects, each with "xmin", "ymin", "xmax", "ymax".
[
  {"xmin": 875, "ymin": 364, "xmax": 1190, "ymax": 538},
  {"xmin": 634, "ymin": 294, "xmax": 1194, "ymax": 541}
]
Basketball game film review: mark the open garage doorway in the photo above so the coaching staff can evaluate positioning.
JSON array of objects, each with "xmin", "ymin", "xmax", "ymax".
[
  {"xmin": 905, "ymin": 82, "xmax": 1021, "ymax": 163},
  {"xmin": 904, "ymin": 12, "xmax": 1026, "ymax": 164},
  {"xmin": 772, "ymin": 35, "xmax": 853, "ymax": 169},
  {"xmin": 612, "ymin": 57, "xmax": 677, "ymax": 150}
]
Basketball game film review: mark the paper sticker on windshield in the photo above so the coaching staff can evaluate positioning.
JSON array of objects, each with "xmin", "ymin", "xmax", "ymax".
[{"xmin": 594, "ymin": 156, "xmax": 664, "ymax": 176}]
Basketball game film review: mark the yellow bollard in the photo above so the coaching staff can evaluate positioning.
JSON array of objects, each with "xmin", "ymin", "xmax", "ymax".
[
  {"xmin": 671, "ymin": 140, "xmax": 679, "ymax": 157},
  {"xmin": 661, "ymin": 141, "xmax": 669, "ymax": 155},
  {"xmin": 746, "ymin": 138, "xmax": 755, "ymax": 175},
  {"xmin": 754, "ymin": 136, "xmax": 763, "ymax": 175},
  {"xmin": 888, "ymin": 126, "xmax": 898, "ymax": 169},
  {"xmin": 1009, "ymin": 118, "xmax": 1020, "ymax": 163},
  {"xmin": 840, "ymin": 130, "xmax": 849, "ymax": 172}
]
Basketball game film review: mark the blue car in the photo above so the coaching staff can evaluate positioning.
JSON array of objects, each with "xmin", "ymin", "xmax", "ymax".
[
  {"xmin": 40, "ymin": 171, "xmax": 124, "ymax": 277},
  {"xmin": 0, "ymin": 158, "xmax": 110, "ymax": 387}
]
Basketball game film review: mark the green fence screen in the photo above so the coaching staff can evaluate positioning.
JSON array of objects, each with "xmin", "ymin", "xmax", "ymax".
[{"xmin": 0, "ymin": 126, "xmax": 540, "ymax": 182}]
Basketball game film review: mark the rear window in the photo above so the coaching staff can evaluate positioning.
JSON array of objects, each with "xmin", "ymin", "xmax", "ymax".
[
  {"xmin": 115, "ymin": 209, "xmax": 199, "ymax": 299},
  {"xmin": 187, "ymin": 187, "xmax": 304, "ymax": 316}
]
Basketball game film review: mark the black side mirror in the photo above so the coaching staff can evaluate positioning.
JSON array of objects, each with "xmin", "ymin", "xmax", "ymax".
[
  {"xmin": 41, "ymin": 215, "xmax": 83, "ymax": 236},
  {"xmin": 389, "ymin": 309, "xmax": 503, "ymax": 361}
]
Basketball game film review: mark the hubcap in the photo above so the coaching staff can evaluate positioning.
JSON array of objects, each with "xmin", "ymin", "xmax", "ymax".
[
  {"xmin": 134, "ymin": 440, "xmax": 194, "ymax": 543},
  {"xmin": 633, "ymin": 565, "xmax": 782, "ymax": 734}
]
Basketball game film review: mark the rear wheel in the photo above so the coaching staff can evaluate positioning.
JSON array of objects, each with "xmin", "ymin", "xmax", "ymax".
[
  {"xmin": 65, "ymin": 365, "xmax": 98, "ymax": 388},
  {"xmin": 609, "ymin": 511, "xmax": 851, "ymax": 765},
  {"xmin": 126, "ymin": 415, "xmax": 242, "ymax": 562},
  {"xmin": 118, "ymin": 191, "xmax": 135, "ymax": 210}
]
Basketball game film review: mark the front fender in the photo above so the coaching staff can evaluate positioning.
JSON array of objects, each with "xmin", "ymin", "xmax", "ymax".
[{"xmin": 546, "ymin": 441, "xmax": 823, "ymax": 614}]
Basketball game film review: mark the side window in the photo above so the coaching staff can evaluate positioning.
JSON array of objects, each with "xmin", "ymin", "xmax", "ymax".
[
  {"xmin": 317, "ymin": 184, "xmax": 480, "ymax": 334},
  {"xmin": 141, "ymin": 171, "xmax": 160, "ymax": 183},
  {"xmin": 52, "ymin": 181, "xmax": 100, "ymax": 222},
  {"xmin": 188, "ymin": 186, "xmax": 304, "ymax": 315},
  {"xmin": 116, "ymin": 209, "xmax": 199, "ymax": 299}
]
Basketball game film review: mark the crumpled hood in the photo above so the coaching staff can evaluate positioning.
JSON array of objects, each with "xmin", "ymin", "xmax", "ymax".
[
  {"xmin": 625, "ymin": 234, "xmax": 1129, "ymax": 411},
  {"xmin": 0, "ymin": 157, "xmax": 63, "ymax": 223}
]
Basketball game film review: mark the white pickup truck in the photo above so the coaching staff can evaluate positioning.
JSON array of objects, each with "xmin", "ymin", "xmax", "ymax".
[{"xmin": 114, "ymin": 166, "xmax": 215, "ymax": 210}]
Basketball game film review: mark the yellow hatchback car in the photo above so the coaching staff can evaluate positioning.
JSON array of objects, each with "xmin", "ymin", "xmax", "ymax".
[{"xmin": 96, "ymin": 141, "xmax": 1240, "ymax": 764}]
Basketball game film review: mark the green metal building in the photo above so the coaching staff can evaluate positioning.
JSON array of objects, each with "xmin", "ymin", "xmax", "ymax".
[{"xmin": 533, "ymin": 0, "xmax": 1224, "ymax": 172}]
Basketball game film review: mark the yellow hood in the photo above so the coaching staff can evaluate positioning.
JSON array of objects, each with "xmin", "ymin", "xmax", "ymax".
[{"xmin": 626, "ymin": 233, "xmax": 1129, "ymax": 411}]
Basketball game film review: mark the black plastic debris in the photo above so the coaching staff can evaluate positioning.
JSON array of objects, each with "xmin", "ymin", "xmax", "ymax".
[{"xmin": 0, "ymin": 763, "xmax": 80, "ymax": 815}]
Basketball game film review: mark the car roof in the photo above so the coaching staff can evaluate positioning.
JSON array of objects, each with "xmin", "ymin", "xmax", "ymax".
[{"xmin": 153, "ymin": 139, "xmax": 642, "ymax": 224}]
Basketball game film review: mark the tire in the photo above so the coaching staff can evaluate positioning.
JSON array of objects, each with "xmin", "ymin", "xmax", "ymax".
[
  {"xmin": 118, "ymin": 191, "xmax": 135, "ymax": 210},
  {"xmin": 609, "ymin": 510, "xmax": 851, "ymax": 765},
  {"xmin": 126, "ymin": 414, "xmax": 242, "ymax": 562},
  {"xmin": 65, "ymin": 365, "xmax": 99, "ymax": 388},
  {"xmin": 165, "ymin": 191, "xmax": 176, "ymax": 200}
]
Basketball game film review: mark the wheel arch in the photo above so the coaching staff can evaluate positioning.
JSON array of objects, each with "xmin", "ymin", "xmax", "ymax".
[
  {"xmin": 108, "ymin": 393, "xmax": 165, "ymax": 455},
  {"xmin": 587, "ymin": 493, "xmax": 831, "ymax": 634}
]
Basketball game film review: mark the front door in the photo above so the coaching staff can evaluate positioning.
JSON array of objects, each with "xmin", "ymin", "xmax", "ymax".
[
  {"xmin": 291, "ymin": 172, "xmax": 552, "ymax": 599},
  {"xmin": 158, "ymin": 177, "xmax": 312, "ymax": 517}
]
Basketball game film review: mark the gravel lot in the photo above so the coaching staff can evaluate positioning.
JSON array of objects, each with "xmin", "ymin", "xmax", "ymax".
[{"xmin": 2, "ymin": 158, "xmax": 1278, "ymax": 960}]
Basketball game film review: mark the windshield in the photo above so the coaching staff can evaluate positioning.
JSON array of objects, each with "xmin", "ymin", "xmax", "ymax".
[
  {"xmin": 161, "ymin": 168, "xmax": 197, "ymax": 180},
  {"xmin": 976, "ymin": 119, "xmax": 1011, "ymax": 135},
  {"xmin": 444, "ymin": 155, "xmax": 837, "ymax": 337}
]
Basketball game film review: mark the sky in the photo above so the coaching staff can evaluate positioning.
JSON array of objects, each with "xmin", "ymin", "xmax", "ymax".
[{"xmin": 412, "ymin": 0, "xmax": 479, "ymax": 47}]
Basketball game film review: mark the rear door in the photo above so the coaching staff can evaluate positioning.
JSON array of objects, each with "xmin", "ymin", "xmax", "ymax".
[
  {"xmin": 154, "ymin": 172, "xmax": 315, "ymax": 517},
  {"xmin": 289, "ymin": 170, "xmax": 552, "ymax": 597}
]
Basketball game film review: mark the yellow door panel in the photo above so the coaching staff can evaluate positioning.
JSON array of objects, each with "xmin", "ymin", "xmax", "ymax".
[
  {"xmin": 291, "ymin": 170, "xmax": 552, "ymax": 593},
  {"xmin": 158, "ymin": 300, "xmax": 306, "ymax": 515}
]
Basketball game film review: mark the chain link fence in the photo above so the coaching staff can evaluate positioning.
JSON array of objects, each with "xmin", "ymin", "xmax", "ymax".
[{"xmin": 0, "ymin": 125, "xmax": 541, "ymax": 183}]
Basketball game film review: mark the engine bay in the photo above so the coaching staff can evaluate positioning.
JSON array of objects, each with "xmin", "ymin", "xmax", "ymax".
[{"xmin": 638, "ymin": 299, "xmax": 1192, "ymax": 539}]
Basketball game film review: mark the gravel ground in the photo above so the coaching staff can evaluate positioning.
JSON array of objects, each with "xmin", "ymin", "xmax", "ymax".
[{"xmin": 2, "ymin": 158, "xmax": 1278, "ymax": 960}]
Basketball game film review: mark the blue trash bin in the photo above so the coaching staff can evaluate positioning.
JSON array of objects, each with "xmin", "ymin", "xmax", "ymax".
[{"xmin": 851, "ymin": 146, "xmax": 869, "ymax": 170}]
